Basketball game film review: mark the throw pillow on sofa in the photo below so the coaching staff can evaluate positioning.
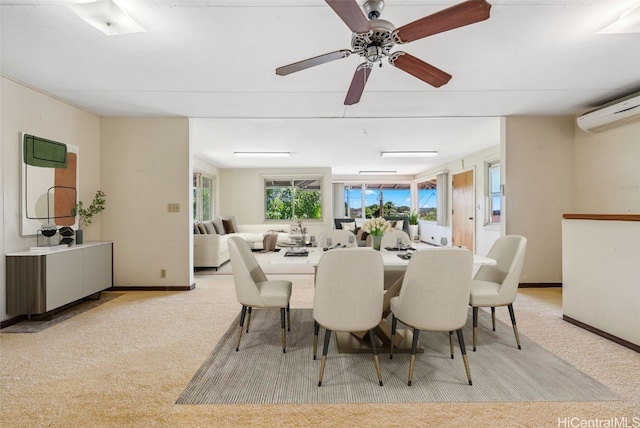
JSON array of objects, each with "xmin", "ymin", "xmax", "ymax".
[
  {"xmin": 213, "ymin": 218, "xmax": 226, "ymax": 235},
  {"xmin": 220, "ymin": 215, "xmax": 239, "ymax": 234},
  {"xmin": 222, "ymin": 218, "xmax": 236, "ymax": 233},
  {"xmin": 203, "ymin": 221, "xmax": 217, "ymax": 234},
  {"xmin": 196, "ymin": 223, "xmax": 207, "ymax": 234}
]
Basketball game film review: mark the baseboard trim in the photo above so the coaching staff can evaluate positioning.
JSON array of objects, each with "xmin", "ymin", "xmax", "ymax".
[
  {"xmin": 108, "ymin": 283, "xmax": 196, "ymax": 292},
  {"xmin": 519, "ymin": 283, "xmax": 562, "ymax": 288},
  {"xmin": 1, "ymin": 315, "xmax": 28, "ymax": 329},
  {"xmin": 563, "ymin": 315, "xmax": 639, "ymax": 353}
]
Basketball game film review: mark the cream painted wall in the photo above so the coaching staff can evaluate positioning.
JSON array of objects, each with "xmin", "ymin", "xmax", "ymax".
[
  {"xmin": 101, "ymin": 118, "xmax": 191, "ymax": 288},
  {"xmin": 504, "ymin": 116, "xmax": 575, "ymax": 283},
  {"xmin": 218, "ymin": 167, "xmax": 333, "ymax": 237},
  {"xmin": 573, "ymin": 121, "xmax": 640, "ymax": 214},
  {"xmin": 1, "ymin": 76, "xmax": 101, "ymax": 322}
]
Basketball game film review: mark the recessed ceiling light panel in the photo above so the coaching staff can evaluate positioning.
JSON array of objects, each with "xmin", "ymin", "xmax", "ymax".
[
  {"xmin": 234, "ymin": 152, "xmax": 291, "ymax": 158},
  {"xmin": 359, "ymin": 170, "xmax": 397, "ymax": 175},
  {"xmin": 380, "ymin": 151, "xmax": 438, "ymax": 157}
]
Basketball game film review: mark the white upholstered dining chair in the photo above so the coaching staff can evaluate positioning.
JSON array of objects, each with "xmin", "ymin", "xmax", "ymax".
[
  {"xmin": 317, "ymin": 229, "xmax": 357, "ymax": 248},
  {"xmin": 227, "ymin": 236, "xmax": 293, "ymax": 353},
  {"xmin": 469, "ymin": 235, "xmax": 527, "ymax": 351},
  {"xmin": 390, "ymin": 248, "xmax": 474, "ymax": 386},
  {"xmin": 313, "ymin": 248, "xmax": 385, "ymax": 387},
  {"xmin": 380, "ymin": 229, "xmax": 411, "ymax": 248}
]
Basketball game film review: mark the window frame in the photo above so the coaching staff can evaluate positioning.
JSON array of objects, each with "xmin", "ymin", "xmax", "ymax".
[
  {"xmin": 414, "ymin": 177, "xmax": 439, "ymax": 223},
  {"xmin": 193, "ymin": 171, "xmax": 215, "ymax": 223},
  {"xmin": 343, "ymin": 182, "xmax": 412, "ymax": 219},
  {"xmin": 485, "ymin": 160, "xmax": 501, "ymax": 226},
  {"xmin": 263, "ymin": 174, "xmax": 324, "ymax": 222}
]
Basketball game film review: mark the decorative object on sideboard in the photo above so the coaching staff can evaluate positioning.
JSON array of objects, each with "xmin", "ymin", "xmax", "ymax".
[
  {"xmin": 59, "ymin": 226, "xmax": 75, "ymax": 246},
  {"xmin": 71, "ymin": 190, "xmax": 107, "ymax": 245},
  {"xmin": 37, "ymin": 223, "xmax": 59, "ymax": 247}
]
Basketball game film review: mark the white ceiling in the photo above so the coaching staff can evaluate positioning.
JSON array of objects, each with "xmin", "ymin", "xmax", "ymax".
[{"xmin": 2, "ymin": 0, "xmax": 639, "ymax": 176}]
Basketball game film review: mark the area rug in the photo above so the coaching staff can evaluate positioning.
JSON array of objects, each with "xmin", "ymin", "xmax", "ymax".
[
  {"xmin": 194, "ymin": 250, "xmax": 315, "ymax": 275},
  {"xmin": 1, "ymin": 292, "xmax": 123, "ymax": 333},
  {"xmin": 176, "ymin": 308, "xmax": 621, "ymax": 404}
]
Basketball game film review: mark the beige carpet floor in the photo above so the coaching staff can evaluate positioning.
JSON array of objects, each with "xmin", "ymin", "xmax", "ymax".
[{"xmin": 1, "ymin": 273, "xmax": 638, "ymax": 427}]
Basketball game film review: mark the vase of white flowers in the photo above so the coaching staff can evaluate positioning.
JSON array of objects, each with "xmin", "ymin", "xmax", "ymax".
[{"xmin": 361, "ymin": 217, "xmax": 392, "ymax": 250}]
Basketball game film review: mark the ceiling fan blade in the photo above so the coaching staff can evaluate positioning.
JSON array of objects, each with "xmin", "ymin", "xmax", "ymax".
[
  {"xmin": 395, "ymin": 0, "xmax": 491, "ymax": 44},
  {"xmin": 344, "ymin": 63, "xmax": 372, "ymax": 105},
  {"xmin": 276, "ymin": 50, "xmax": 352, "ymax": 76},
  {"xmin": 326, "ymin": 0, "xmax": 371, "ymax": 34},
  {"xmin": 389, "ymin": 52, "xmax": 452, "ymax": 88}
]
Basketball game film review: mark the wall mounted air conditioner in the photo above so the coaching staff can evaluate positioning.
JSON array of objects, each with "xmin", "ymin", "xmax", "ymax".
[{"xmin": 577, "ymin": 91, "xmax": 640, "ymax": 133}]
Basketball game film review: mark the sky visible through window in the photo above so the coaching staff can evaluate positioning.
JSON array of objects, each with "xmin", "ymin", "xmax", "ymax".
[{"xmin": 345, "ymin": 188, "xmax": 437, "ymax": 209}]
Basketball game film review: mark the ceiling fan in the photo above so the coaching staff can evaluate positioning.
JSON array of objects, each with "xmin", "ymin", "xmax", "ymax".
[{"xmin": 275, "ymin": 0, "xmax": 491, "ymax": 105}]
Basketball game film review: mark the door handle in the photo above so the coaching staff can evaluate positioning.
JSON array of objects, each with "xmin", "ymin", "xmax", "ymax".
[{"xmin": 468, "ymin": 217, "xmax": 474, "ymax": 220}]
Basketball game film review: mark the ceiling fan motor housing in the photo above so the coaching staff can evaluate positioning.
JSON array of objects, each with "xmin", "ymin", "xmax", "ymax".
[{"xmin": 351, "ymin": 18, "xmax": 396, "ymax": 63}]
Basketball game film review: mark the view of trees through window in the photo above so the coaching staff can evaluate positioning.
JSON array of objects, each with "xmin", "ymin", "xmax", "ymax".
[
  {"xmin": 265, "ymin": 178, "xmax": 322, "ymax": 220},
  {"xmin": 344, "ymin": 180, "xmax": 438, "ymax": 221},
  {"xmin": 417, "ymin": 178, "xmax": 437, "ymax": 221},
  {"xmin": 193, "ymin": 173, "xmax": 214, "ymax": 223}
]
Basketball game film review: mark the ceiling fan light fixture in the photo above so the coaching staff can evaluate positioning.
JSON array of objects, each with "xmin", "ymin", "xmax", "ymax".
[
  {"xmin": 234, "ymin": 152, "xmax": 291, "ymax": 158},
  {"xmin": 66, "ymin": 0, "xmax": 146, "ymax": 36},
  {"xmin": 359, "ymin": 170, "xmax": 397, "ymax": 175},
  {"xmin": 380, "ymin": 151, "xmax": 438, "ymax": 158}
]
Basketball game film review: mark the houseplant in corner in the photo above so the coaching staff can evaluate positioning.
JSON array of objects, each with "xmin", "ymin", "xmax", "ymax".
[
  {"xmin": 361, "ymin": 217, "xmax": 392, "ymax": 250},
  {"xmin": 71, "ymin": 190, "xmax": 106, "ymax": 244},
  {"xmin": 408, "ymin": 209, "xmax": 419, "ymax": 241}
]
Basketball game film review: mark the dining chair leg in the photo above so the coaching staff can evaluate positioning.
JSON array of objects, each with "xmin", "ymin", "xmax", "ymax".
[
  {"xmin": 449, "ymin": 331, "xmax": 455, "ymax": 359},
  {"xmin": 236, "ymin": 306, "xmax": 248, "ymax": 351},
  {"xmin": 318, "ymin": 329, "xmax": 332, "ymax": 386},
  {"xmin": 368, "ymin": 329, "xmax": 383, "ymax": 386},
  {"xmin": 408, "ymin": 328, "xmax": 420, "ymax": 386},
  {"xmin": 245, "ymin": 307, "xmax": 252, "ymax": 333},
  {"xmin": 508, "ymin": 304, "xmax": 522, "ymax": 350},
  {"xmin": 491, "ymin": 307, "xmax": 496, "ymax": 331},
  {"xmin": 456, "ymin": 329, "xmax": 473, "ymax": 385},
  {"xmin": 280, "ymin": 307, "xmax": 287, "ymax": 353},
  {"xmin": 390, "ymin": 315, "xmax": 398, "ymax": 359},
  {"xmin": 287, "ymin": 304, "xmax": 291, "ymax": 332},
  {"xmin": 472, "ymin": 307, "xmax": 479, "ymax": 351},
  {"xmin": 313, "ymin": 321, "xmax": 320, "ymax": 360}
]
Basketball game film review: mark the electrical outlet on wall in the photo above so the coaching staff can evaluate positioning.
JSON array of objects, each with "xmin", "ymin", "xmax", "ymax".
[{"xmin": 160, "ymin": 269, "xmax": 167, "ymax": 278}]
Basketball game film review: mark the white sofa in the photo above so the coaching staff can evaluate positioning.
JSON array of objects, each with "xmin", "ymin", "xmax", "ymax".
[{"xmin": 194, "ymin": 220, "xmax": 291, "ymax": 270}]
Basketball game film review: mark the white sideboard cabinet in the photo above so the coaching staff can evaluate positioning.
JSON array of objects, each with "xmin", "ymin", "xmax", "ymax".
[{"xmin": 6, "ymin": 241, "xmax": 113, "ymax": 315}]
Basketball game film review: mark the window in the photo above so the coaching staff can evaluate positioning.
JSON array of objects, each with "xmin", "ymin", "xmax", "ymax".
[
  {"xmin": 265, "ymin": 177, "xmax": 322, "ymax": 220},
  {"xmin": 344, "ymin": 183, "xmax": 411, "ymax": 219},
  {"xmin": 416, "ymin": 178, "xmax": 438, "ymax": 221},
  {"xmin": 486, "ymin": 161, "xmax": 501, "ymax": 225},
  {"xmin": 193, "ymin": 172, "xmax": 214, "ymax": 223}
]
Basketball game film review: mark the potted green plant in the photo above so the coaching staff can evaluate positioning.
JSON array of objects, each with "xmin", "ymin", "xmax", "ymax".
[
  {"xmin": 71, "ymin": 190, "xmax": 106, "ymax": 244},
  {"xmin": 408, "ymin": 210, "xmax": 419, "ymax": 241}
]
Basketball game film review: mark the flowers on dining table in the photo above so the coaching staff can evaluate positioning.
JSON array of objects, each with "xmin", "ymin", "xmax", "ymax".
[{"xmin": 361, "ymin": 217, "xmax": 392, "ymax": 236}]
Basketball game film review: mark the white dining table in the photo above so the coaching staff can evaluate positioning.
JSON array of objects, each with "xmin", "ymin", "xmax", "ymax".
[
  {"xmin": 271, "ymin": 245, "xmax": 496, "ymax": 267},
  {"xmin": 272, "ymin": 245, "xmax": 496, "ymax": 354}
]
